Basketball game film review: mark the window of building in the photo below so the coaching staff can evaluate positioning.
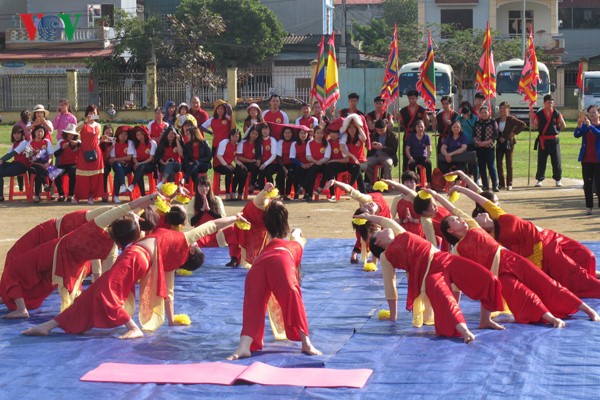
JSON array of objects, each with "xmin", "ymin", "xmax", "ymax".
[
  {"xmin": 440, "ymin": 9, "xmax": 473, "ymax": 36},
  {"xmin": 508, "ymin": 10, "xmax": 534, "ymax": 36},
  {"xmin": 559, "ymin": 7, "xmax": 600, "ymax": 29}
]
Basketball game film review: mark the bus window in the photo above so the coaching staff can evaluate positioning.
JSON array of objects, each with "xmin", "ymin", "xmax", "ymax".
[
  {"xmin": 399, "ymin": 72, "xmax": 451, "ymax": 95},
  {"xmin": 584, "ymin": 78, "xmax": 600, "ymax": 95},
  {"xmin": 497, "ymin": 70, "xmax": 549, "ymax": 93}
]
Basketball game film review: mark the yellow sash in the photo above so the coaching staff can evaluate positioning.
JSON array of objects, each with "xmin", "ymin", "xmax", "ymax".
[{"xmin": 412, "ymin": 247, "xmax": 436, "ymax": 328}]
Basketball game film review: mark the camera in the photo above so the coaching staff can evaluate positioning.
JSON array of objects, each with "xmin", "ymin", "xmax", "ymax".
[{"xmin": 461, "ymin": 107, "xmax": 470, "ymax": 115}]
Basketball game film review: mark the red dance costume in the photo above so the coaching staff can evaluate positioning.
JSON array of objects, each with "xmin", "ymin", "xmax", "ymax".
[
  {"xmin": 55, "ymin": 229, "xmax": 190, "ymax": 333},
  {"xmin": 75, "ymin": 123, "xmax": 104, "ymax": 200},
  {"xmin": 385, "ymin": 232, "xmax": 503, "ymax": 337},
  {"xmin": 455, "ymin": 226, "xmax": 582, "ymax": 324},
  {"xmin": 482, "ymin": 201, "xmax": 600, "ymax": 298},
  {"xmin": 395, "ymin": 198, "xmax": 425, "ymax": 237},
  {"xmin": 0, "ymin": 221, "xmax": 114, "ymax": 310},
  {"xmin": 236, "ymin": 200, "xmax": 268, "ymax": 265},
  {"xmin": 241, "ymin": 239, "xmax": 308, "ymax": 351},
  {"xmin": 353, "ymin": 191, "xmax": 391, "ymax": 252}
]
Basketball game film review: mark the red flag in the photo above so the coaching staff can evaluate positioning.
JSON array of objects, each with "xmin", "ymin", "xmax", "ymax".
[
  {"xmin": 474, "ymin": 22, "xmax": 496, "ymax": 104},
  {"xmin": 518, "ymin": 28, "xmax": 540, "ymax": 110},
  {"xmin": 310, "ymin": 36, "xmax": 327, "ymax": 110},
  {"xmin": 416, "ymin": 30, "xmax": 436, "ymax": 112},
  {"xmin": 577, "ymin": 61, "xmax": 584, "ymax": 91},
  {"xmin": 379, "ymin": 25, "xmax": 399, "ymax": 106}
]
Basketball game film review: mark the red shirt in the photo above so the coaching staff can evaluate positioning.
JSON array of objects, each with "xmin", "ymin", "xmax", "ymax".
[
  {"xmin": 346, "ymin": 139, "xmax": 366, "ymax": 163},
  {"xmin": 211, "ymin": 118, "xmax": 232, "ymax": 150},
  {"xmin": 162, "ymin": 145, "xmax": 181, "ymax": 163},
  {"xmin": 279, "ymin": 140, "xmax": 293, "ymax": 164},
  {"xmin": 216, "ymin": 140, "xmax": 237, "ymax": 166},
  {"xmin": 263, "ymin": 110, "xmax": 288, "ymax": 140},
  {"xmin": 149, "ymin": 120, "xmax": 167, "ymax": 140},
  {"xmin": 57, "ymin": 139, "xmax": 78, "ymax": 165},
  {"xmin": 328, "ymin": 138, "xmax": 344, "ymax": 160},
  {"xmin": 135, "ymin": 142, "xmax": 152, "ymax": 162},
  {"xmin": 293, "ymin": 141, "xmax": 308, "ymax": 163},
  {"xmin": 308, "ymin": 140, "xmax": 327, "ymax": 161},
  {"xmin": 239, "ymin": 140, "xmax": 257, "ymax": 160},
  {"xmin": 584, "ymin": 131, "xmax": 599, "ymax": 163},
  {"xmin": 261, "ymin": 137, "xmax": 274, "ymax": 163},
  {"xmin": 13, "ymin": 141, "xmax": 29, "ymax": 167}
]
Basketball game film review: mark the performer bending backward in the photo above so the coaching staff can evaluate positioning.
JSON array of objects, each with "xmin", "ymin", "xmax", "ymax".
[
  {"xmin": 228, "ymin": 200, "xmax": 321, "ymax": 359},
  {"xmin": 432, "ymin": 189, "xmax": 600, "ymax": 327},
  {"xmin": 364, "ymin": 214, "xmax": 505, "ymax": 343},
  {"xmin": 23, "ymin": 213, "xmax": 244, "ymax": 339},
  {"xmin": 1, "ymin": 196, "xmax": 158, "ymax": 319},
  {"xmin": 455, "ymin": 185, "xmax": 600, "ymax": 298}
]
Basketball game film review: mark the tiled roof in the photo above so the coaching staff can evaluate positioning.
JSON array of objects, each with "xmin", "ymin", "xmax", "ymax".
[{"xmin": 0, "ymin": 47, "xmax": 113, "ymax": 60}]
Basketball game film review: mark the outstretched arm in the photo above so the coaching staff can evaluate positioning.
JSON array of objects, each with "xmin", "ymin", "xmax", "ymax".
[
  {"xmin": 426, "ymin": 188, "xmax": 478, "ymax": 227},
  {"xmin": 184, "ymin": 214, "xmax": 244, "ymax": 245},
  {"xmin": 380, "ymin": 253, "xmax": 398, "ymax": 321},
  {"xmin": 252, "ymin": 182, "xmax": 275, "ymax": 210},
  {"xmin": 333, "ymin": 180, "xmax": 373, "ymax": 204},
  {"xmin": 94, "ymin": 194, "xmax": 160, "ymax": 229},
  {"xmin": 444, "ymin": 170, "xmax": 481, "ymax": 193},
  {"xmin": 381, "ymin": 179, "xmax": 417, "ymax": 199},
  {"xmin": 360, "ymin": 214, "xmax": 405, "ymax": 235},
  {"xmin": 422, "ymin": 188, "xmax": 455, "ymax": 214},
  {"xmin": 451, "ymin": 185, "xmax": 489, "ymax": 206}
]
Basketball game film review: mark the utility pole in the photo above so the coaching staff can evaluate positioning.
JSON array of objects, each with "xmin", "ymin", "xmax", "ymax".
[
  {"xmin": 339, "ymin": 0, "xmax": 347, "ymax": 67},
  {"xmin": 521, "ymin": 0, "xmax": 526, "ymax": 60}
]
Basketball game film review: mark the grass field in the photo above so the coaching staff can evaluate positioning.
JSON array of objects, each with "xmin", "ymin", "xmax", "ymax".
[{"xmin": 0, "ymin": 121, "xmax": 585, "ymax": 182}]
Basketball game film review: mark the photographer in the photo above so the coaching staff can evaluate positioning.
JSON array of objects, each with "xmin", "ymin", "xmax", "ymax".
[
  {"xmin": 155, "ymin": 125, "xmax": 185, "ymax": 190},
  {"xmin": 457, "ymin": 101, "xmax": 479, "ymax": 183},
  {"xmin": 54, "ymin": 124, "xmax": 81, "ymax": 202}
]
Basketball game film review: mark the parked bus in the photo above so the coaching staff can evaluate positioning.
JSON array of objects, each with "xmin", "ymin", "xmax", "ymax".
[
  {"xmin": 574, "ymin": 71, "xmax": 600, "ymax": 111},
  {"xmin": 495, "ymin": 58, "xmax": 555, "ymax": 120},
  {"xmin": 397, "ymin": 61, "xmax": 456, "ymax": 111}
]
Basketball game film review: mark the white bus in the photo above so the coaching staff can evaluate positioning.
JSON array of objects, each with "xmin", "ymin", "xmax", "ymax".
[
  {"xmin": 575, "ymin": 71, "xmax": 600, "ymax": 111},
  {"xmin": 495, "ymin": 58, "xmax": 555, "ymax": 120},
  {"xmin": 397, "ymin": 61, "xmax": 456, "ymax": 111}
]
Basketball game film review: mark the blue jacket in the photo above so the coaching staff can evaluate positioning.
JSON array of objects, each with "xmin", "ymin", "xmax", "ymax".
[{"xmin": 574, "ymin": 123, "xmax": 600, "ymax": 162}]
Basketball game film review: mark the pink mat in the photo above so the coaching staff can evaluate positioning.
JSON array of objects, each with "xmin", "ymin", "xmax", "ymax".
[{"xmin": 81, "ymin": 361, "xmax": 372, "ymax": 388}]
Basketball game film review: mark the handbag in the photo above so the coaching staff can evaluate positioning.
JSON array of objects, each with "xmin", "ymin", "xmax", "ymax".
[{"xmin": 84, "ymin": 150, "xmax": 98, "ymax": 162}]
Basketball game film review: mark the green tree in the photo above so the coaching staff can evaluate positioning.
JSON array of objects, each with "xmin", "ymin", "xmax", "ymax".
[
  {"xmin": 176, "ymin": 0, "xmax": 284, "ymax": 67},
  {"xmin": 353, "ymin": 0, "xmax": 420, "ymax": 65}
]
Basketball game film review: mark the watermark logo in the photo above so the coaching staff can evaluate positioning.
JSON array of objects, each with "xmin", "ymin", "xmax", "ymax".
[{"xmin": 20, "ymin": 14, "xmax": 81, "ymax": 41}]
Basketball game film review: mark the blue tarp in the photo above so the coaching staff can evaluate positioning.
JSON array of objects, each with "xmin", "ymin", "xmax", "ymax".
[{"xmin": 2, "ymin": 239, "xmax": 600, "ymax": 399}]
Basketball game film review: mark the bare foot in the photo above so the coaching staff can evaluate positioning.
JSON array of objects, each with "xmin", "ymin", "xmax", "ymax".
[
  {"xmin": 22, "ymin": 326, "xmax": 50, "ymax": 336},
  {"xmin": 226, "ymin": 348, "xmax": 252, "ymax": 361},
  {"xmin": 119, "ymin": 328, "xmax": 144, "ymax": 339},
  {"xmin": 3, "ymin": 309, "xmax": 29, "ymax": 319},
  {"xmin": 301, "ymin": 343, "xmax": 323, "ymax": 356},
  {"xmin": 479, "ymin": 319, "xmax": 505, "ymax": 330},
  {"xmin": 21, "ymin": 319, "xmax": 58, "ymax": 336}
]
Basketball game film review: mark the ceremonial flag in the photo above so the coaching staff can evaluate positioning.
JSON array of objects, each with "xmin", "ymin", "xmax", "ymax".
[
  {"xmin": 518, "ymin": 28, "xmax": 540, "ymax": 110},
  {"xmin": 474, "ymin": 22, "xmax": 496, "ymax": 103},
  {"xmin": 576, "ymin": 60, "xmax": 584, "ymax": 91},
  {"xmin": 416, "ymin": 29, "xmax": 436, "ymax": 112},
  {"xmin": 379, "ymin": 24, "xmax": 399, "ymax": 106},
  {"xmin": 324, "ymin": 33, "xmax": 339, "ymax": 109},
  {"xmin": 310, "ymin": 36, "xmax": 327, "ymax": 110}
]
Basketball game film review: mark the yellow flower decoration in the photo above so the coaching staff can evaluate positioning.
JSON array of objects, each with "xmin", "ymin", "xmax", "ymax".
[
  {"xmin": 363, "ymin": 262, "xmax": 378, "ymax": 272},
  {"xmin": 265, "ymin": 187, "xmax": 279, "ymax": 199},
  {"xmin": 444, "ymin": 174, "xmax": 458, "ymax": 182},
  {"xmin": 448, "ymin": 191, "xmax": 460, "ymax": 203},
  {"xmin": 176, "ymin": 194, "xmax": 191, "ymax": 204},
  {"xmin": 378, "ymin": 309, "xmax": 391, "ymax": 320},
  {"xmin": 372, "ymin": 181, "xmax": 389, "ymax": 192},
  {"xmin": 154, "ymin": 196, "xmax": 171, "ymax": 214},
  {"xmin": 176, "ymin": 269, "xmax": 193, "ymax": 276},
  {"xmin": 173, "ymin": 314, "xmax": 191, "ymax": 325},
  {"xmin": 235, "ymin": 220, "xmax": 251, "ymax": 230},
  {"xmin": 161, "ymin": 182, "xmax": 178, "ymax": 196},
  {"xmin": 352, "ymin": 217, "xmax": 367, "ymax": 226},
  {"xmin": 417, "ymin": 190, "xmax": 432, "ymax": 200}
]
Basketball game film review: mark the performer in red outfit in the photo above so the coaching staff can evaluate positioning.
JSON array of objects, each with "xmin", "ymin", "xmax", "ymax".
[
  {"xmin": 331, "ymin": 180, "xmax": 391, "ymax": 263},
  {"xmin": 23, "ymin": 215, "xmax": 242, "ymax": 339},
  {"xmin": 455, "ymin": 186, "xmax": 600, "ymax": 298},
  {"xmin": 1, "ymin": 196, "xmax": 157, "ymax": 318},
  {"xmin": 227, "ymin": 200, "xmax": 321, "ymax": 359},
  {"xmin": 235, "ymin": 184, "xmax": 275, "ymax": 266},
  {"xmin": 188, "ymin": 175, "xmax": 241, "ymax": 266},
  {"xmin": 431, "ymin": 189, "xmax": 600, "ymax": 327},
  {"xmin": 389, "ymin": 172, "xmax": 425, "ymax": 238},
  {"xmin": 74, "ymin": 104, "xmax": 104, "ymax": 204},
  {"xmin": 364, "ymin": 214, "xmax": 504, "ymax": 342}
]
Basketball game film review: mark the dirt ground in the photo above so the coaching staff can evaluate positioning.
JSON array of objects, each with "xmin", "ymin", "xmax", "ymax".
[{"xmin": 0, "ymin": 176, "xmax": 598, "ymax": 263}]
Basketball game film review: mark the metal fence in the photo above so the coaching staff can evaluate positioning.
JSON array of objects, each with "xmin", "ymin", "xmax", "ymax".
[{"xmin": 0, "ymin": 64, "xmax": 313, "ymax": 111}]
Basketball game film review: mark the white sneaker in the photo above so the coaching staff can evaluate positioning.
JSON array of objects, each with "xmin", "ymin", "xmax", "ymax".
[
  {"xmin": 119, "ymin": 184, "xmax": 128, "ymax": 194},
  {"xmin": 535, "ymin": 180, "xmax": 543, "ymax": 187},
  {"xmin": 555, "ymin": 180, "xmax": 562, "ymax": 187},
  {"xmin": 327, "ymin": 197, "xmax": 337, "ymax": 203},
  {"xmin": 156, "ymin": 182, "xmax": 164, "ymax": 191},
  {"xmin": 113, "ymin": 196, "xmax": 121, "ymax": 204},
  {"xmin": 127, "ymin": 185, "xmax": 134, "ymax": 193},
  {"xmin": 507, "ymin": 186, "xmax": 512, "ymax": 191}
]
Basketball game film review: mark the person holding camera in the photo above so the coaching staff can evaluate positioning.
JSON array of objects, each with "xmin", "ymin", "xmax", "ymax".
[
  {"xmin": 457, "ymin": 101, "xmax": 479, "ymax": 183},
  {"xmin": 495, "ymin": 102, "xmax": 526, "ymax": 190},
  {"xmin": 74, "ymin": 104, "xmax": 104, "ymax": 204},
  {"xmin": 155, "ymin": 126, "xmax": 185, "ymax": 191}
]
